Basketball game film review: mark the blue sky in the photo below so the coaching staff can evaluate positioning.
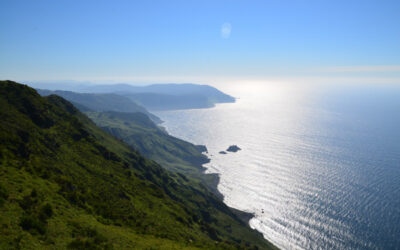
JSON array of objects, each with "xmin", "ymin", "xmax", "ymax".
[{"xmin": 1, "ymin": 0, "xmax": 399, "ymax": 83}]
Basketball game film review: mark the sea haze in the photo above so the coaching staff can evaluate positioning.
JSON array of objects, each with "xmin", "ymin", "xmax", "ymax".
[{"xmin": 155, "ymin": 82, "xmax": 400, "ymax": 250}]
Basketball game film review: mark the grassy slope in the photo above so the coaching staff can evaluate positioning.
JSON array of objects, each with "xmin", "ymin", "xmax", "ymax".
[
  {"xmin": 0, "ymin": 81, "xmax": 275, "ymax": 249},
  {"xmin": 85, "ymin": 111, "xmax": 223, "ymax": 198},
  {"xmin": 85, "ymin": 111, "xmax": 209, "ymax": 173}
]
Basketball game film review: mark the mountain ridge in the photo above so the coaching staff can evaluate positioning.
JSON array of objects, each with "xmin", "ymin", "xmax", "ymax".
[
  {"xmin": 29, "ymin": 82, "xmax": 235, "ymax": 111},
  {"xmin": 36, "ymin": 89, "xmax": 162, "ymax": 124}
]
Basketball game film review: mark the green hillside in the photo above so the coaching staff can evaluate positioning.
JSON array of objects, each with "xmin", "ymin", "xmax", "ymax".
[
  {"xmin": 85, "ymin": 110, "xmax": 223, "ymax": 198},
  {"xmin": 85, "ymin": 111, "xmax": 208, "ymax": 173},
  {"xmin": 0, "ymin": 81, "xmax": 275, "ymax": 249}
]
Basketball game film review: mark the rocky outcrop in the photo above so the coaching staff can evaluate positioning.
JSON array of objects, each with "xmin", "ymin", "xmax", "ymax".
[{"xmin": 226, "ymin": 145, "xmax": 241, "ymax": 152}]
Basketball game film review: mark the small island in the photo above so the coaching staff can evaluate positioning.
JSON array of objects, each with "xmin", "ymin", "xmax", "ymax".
[{"xmin": 226, "ymin": 145, "xmax": 241, "ymax": 152}]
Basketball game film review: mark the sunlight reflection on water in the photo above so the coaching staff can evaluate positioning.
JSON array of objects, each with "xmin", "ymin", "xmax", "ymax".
[{"xmin": 155, "ymin": 82, "xmax": 400, "ymax": 250}]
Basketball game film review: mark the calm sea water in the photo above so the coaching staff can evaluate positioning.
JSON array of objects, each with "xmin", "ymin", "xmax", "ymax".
[{"xmin": 155, "ymin": 82, "xmax": 400, "ymax": 250}]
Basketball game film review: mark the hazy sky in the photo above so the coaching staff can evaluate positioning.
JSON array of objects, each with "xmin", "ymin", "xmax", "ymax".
[{"xmin": 1, "ymin": 0, "xmax": 399, "ymax": 84}]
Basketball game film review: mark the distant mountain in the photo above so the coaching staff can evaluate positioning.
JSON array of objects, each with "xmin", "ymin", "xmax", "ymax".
[
  {"xmin": 36, "ymin": 89, "xmax": 162, "ymax": 123},
  {"xmin": 82, "ymin": 83, "xmax": 235, "ymax": 102},
  {"xmin": 26, "ymin": 81, "xmax": 93, "ymax": 91},
  {"xmin": 0, "ymin": 81, "xmax": 275, "ymax": 249},
  {"xmin": 80, "ymin": 83, "xmax": 236, "ymax": 111},
  {"xmin": 124, "ymin": 92, "xmax": 214, "ymax": 111}
]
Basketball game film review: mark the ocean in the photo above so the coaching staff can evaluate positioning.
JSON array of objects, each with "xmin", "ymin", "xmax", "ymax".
[{"xmin": 155, "ymin": 82, "xmax": 400, "ymax": 250}]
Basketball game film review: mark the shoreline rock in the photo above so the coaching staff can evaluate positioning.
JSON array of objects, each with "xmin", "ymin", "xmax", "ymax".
[{"xmin": 195, "ymin": 144, "xmax": 208, "ymax": 153}]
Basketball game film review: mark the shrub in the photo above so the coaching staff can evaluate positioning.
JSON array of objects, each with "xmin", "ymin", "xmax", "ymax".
[
  {"xmin": 67, "ymin": 238, "xmax": 113, "ymax": 250},
  {"xmin": 19, "ymin": 215, "xmax": 46, "ymax": 235},
  {"xmin": 18, "ymin": 194, "xmax": 37, "ymax": 211},
  {"xmin": 0, "ymin": 184, "xmax": 8, "ymax": 206},
  {"xmin": 39, "ymin": 203, "xmax": 53, "ymax": 222},
  {"xmin": 68, "ymin": 223, "xmax": 112, "ymax": 250}
]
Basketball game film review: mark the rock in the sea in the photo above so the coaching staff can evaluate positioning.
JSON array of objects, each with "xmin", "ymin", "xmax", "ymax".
[
  {"xmin": 195, "ymin": 145, "xmax": 208, "ymax": 153},
  {"xmin": 226, "ymin": 145, "xmax": 241, "ymax": 152},
  {"xmin": 219, "ymin": 151, "xmax": 227, "ymax": 154}
]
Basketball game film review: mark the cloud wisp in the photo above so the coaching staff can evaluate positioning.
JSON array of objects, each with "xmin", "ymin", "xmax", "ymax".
[{"xmin": 221, "ymin": 22, "xmax": 232, "ymax": 39}]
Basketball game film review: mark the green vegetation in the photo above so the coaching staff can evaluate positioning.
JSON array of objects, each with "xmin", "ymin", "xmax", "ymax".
[
  {"xmin": 86, "ymin": 110, "xmax": 224, "ymax": 198},
  {"xmin": 0, "ymin": 81, "xmax": 275, "ymax": 249},
  {"xmin": 85, "ymin": 111, "xmax": 208, "ymax": 173}
]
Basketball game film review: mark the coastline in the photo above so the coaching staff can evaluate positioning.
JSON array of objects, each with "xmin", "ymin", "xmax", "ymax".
[
  {"xmin": 195, "ymin": 151, "xmax": 259, "ymax": 225},
  {"xmin": 156, "ymin": 103, "xmax": 262, "ymax": 227},
  {"xmin": 194, "ymin": 151, "xmax": 272, "ymax": 246},
  {"xmin": 155, "ymin": 101, "xmax": 277, "ymax": 249}
]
